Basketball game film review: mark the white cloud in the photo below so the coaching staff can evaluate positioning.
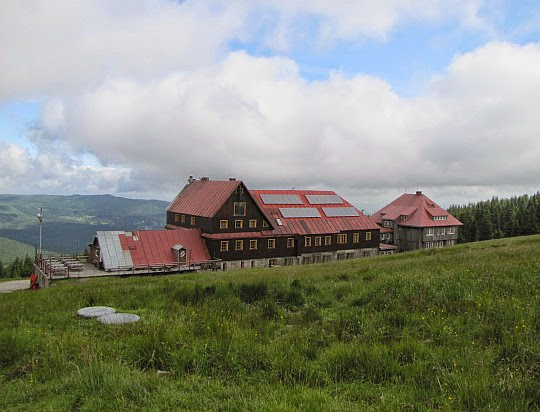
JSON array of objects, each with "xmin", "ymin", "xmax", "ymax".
[
  {"xmin": 0, "ymin": 0, "xmax": 494, "ymax": 102},
  {"xmin": 0, "ymin": 139, "xmax": 130, "ymax": 195},
  {"xmin": 0, "ymin": 1, "xmax": 538, "ymax": 209},
  {"xmin": 0, "ymin": 0, "xmax": 245, "ymax": 102},
  {"xmin": 16, "ymin": 42, "xmax": 536, "ymax": 208}
]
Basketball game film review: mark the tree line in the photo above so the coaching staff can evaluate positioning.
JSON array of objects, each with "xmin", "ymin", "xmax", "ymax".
[
  {"xmin": 0, "ymin": 255, "xmax": 35, "ymax": 278},
  {"xmin": 448, "ymin": 192, "xmax": 540, "ymax": 243}
]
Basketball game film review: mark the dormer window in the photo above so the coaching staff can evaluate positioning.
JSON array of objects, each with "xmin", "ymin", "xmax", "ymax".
[
  {"xmin": 234, "ymin": 202, "xmax": 246, "ymax": 216},
  {"xmin": 383, "ymin": 221, "xmax": 391, "ymax": 227},
  {"xmin": 400, "ymin": 215, "xmax": 408, "ymax": 220},
  {"xmin": 433, "ymin": 216, "xmax": 447, "ymax": 221}
]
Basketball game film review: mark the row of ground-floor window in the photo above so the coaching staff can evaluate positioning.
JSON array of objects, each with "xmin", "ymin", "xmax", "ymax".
[
  {"xmin": 424, "ymin": 239, "xmax": 456, "ymax": 248},
  {"xmin": 220, "ymin": 232, "xmax": 372, "ymax": 252},
  {"xmin": 221, "ymin": 247, "xmax": 378, "ymax": 271}
]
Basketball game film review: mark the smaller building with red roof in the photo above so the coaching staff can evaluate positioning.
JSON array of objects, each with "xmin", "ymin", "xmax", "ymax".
[
  {"xmin": 372, "ymin": 191, "xmax": 463, "ymax": 252},
  {"xmin": 89, "ymin": 228, "xmax": 214, "ymax": 272}
]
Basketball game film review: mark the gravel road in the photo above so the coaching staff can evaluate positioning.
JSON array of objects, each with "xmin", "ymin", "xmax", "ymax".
[{"xmin": 0, "ymin": 280, "xmax": 30, "ymax": 293}]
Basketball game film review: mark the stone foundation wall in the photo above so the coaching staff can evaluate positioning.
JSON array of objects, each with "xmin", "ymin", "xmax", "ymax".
[{"xmin": 220, "ymin": 247, "xmax": 378, "ymax": 271}]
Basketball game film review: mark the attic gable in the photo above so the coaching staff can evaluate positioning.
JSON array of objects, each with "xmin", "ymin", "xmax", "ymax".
[{"xmin": 167, "ymin": 178, "xmax": 242, "ymax": 218}]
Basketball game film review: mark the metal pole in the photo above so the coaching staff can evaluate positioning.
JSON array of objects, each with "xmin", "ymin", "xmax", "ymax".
[
  {"xmin": 37, "ymin": 207, "xmax": 43, "ymax": 256},
  {"xmin": 39, "ymin": 222, "xmax": 42, "ymax": 255}
]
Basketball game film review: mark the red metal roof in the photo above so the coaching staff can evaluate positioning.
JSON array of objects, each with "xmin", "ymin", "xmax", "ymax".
[
  {"xmin": 372, "ymin": 193, "xmax": 462, "ymax": 228},
  {"xmin": 249, "ymin": 189, "xmax": 380, "ymax": 235},
  {"xmin": 380, "ymin": 227, "xmax": 393, "ymax": 233},
  {"xmin": 118, "ymin": 229, "xmax": 210, "ymax": 265},
  {"xmin": 167, "ymin": 179, "xmax": 241, "ymax": 218}
]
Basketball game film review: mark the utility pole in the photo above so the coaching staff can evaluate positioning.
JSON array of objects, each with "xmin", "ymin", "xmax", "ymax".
[{"xmin": 37, "ymin": 208, "xmax": 44, "ymax": 256}]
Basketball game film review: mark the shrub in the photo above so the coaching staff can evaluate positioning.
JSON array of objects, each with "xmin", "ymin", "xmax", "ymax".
[{"xmin": 238, "ymin": 282, "xmax": 268, "ymax": 304}]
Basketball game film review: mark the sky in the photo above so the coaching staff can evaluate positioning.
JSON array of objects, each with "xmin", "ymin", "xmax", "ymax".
[{"xmin": 1, "ymin": 0, "xmax": 540, "ymax": 213}]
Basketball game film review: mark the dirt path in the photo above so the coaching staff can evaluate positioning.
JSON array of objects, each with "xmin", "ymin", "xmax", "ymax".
[{"xmin": 0, "ymin": 279, "xmax": 30, "ymax": 293}]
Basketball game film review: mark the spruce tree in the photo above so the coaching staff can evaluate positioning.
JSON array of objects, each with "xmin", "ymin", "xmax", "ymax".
[
  {"xmin": 475, "ymin": 204, "xmax": 493, "ymax": 241},
  {"xmin": 23, "ymin": 255, "xmax": 34, "ymax": 277},
  {"xmin": 9, "ymin": 257, "xmax": 21, "ymax": 278}
]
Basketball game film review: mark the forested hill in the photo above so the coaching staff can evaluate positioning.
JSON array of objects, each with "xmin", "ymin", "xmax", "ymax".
[
  {"xmin": 448, "ymin": 192, "xmax": 540, "ymax": 243},
  {"xmin": 0, "ymin": 194, "xmax": 169, "ymax": 253}
]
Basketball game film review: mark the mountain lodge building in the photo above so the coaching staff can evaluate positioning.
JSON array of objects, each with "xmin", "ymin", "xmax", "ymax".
[
  {"xmin": 372, "ymin": 191, "xmax": 463, "ymax": 252},
  {"xmin": 166, "ymin": 177, "xmax": 380, "ymax": 270}
]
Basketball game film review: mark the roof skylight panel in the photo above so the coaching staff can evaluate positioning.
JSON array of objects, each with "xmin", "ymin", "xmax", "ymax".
[
  {"xmin": 261, "ymin": 194, "xmax": 303, "ymax": 204},
  {"xmin": 322, "ymin": 207, "xmax": 360, "ymax": 217},
  {"xmin": 306, "ymin": 195, "xmax": 343, "ymax": 204},
  {"xmin": 279, "ymin": 207, "xmax": 321, "ymax": 218}
]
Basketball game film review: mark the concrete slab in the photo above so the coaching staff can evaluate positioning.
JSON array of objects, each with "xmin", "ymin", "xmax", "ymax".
[
  {"xmin": 97, "ymin": 313, "xmax": 140, "ymax": 325},
  {"xmin": 77, "ymin": 306, "xmax": 116, "ymax": 318}
]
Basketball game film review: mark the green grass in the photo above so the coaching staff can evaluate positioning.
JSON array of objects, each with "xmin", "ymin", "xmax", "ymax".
[
  {"xmin": 1, "ymin": 235, "xmax": 539, "ymax": 410},
  {"xmin": 0, "ymin": 235, "xmax": 55, "ymax": 264},
  {"xmin": 0, "ymin": 236, "xmax": 37, "ymax": 264}
]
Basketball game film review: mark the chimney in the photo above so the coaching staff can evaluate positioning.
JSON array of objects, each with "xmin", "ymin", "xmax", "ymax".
[
  {"xmin": 416, "ymin": 190, "xmax": 422, "ymax": 195},
  {"xmin": 187, "ymin": 175, "xmax": 195, "ymax": 184},
  {"xmin": 229, "ymin": 177, "xmax": 236, "ymax": 181},
  {"xmin": 201, "ymin": 177, "xmax": 209, "ymax": 181}
]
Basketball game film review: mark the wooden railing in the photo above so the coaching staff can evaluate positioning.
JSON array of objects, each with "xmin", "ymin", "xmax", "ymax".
[
  {"xmin": 107, "ymin": 259, "xmax": 221, "ymax": 275},
  {"xmin": 35, "ymin": 254, "xmax": 86, "ymax": 279}
]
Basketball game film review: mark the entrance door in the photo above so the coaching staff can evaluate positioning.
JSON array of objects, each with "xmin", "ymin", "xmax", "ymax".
[{"xmin": 178, "ymin": 249, "xmax": 187, "ymax": 264}]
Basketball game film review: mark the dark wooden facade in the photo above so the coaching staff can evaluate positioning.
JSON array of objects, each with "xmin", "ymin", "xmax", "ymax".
[
  {"xmin": 166, "ymin": 179, "xmax": 380, "ymax": 266},
  {"xmin": 166, "ymin": 182, "xmax": 272, "ymax": 234},
  {"xmin": 203, "ymin": 229, "xmax": 378, "ymax": 261}
]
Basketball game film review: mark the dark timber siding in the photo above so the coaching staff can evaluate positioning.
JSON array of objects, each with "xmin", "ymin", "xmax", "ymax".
[
  {"xmin": 206, "ymin": 229, "xmax": 380, "ymax": 261},
  {"xmin": 397, "ymin": 227, "xmax": 423, "ymax": 251},
  {"xmin": 206, "ymin": 236, "xmax": 297, "ymax": 261},
  {"xmin": 212, "ymin": 185, "xmax": 271, "ymax": 234},
  {"xmin": 299, "ymin": 230, "xmax": 379, "ymax": 254},
  {"xmin": 166, "ymin": 211, "xmax": 213, "ymax": 233}
]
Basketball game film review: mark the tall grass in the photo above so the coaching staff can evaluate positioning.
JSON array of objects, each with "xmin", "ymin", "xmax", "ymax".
[{"xmin": 1, "ymin": 235, "xmax": 539, "ymax": 410}]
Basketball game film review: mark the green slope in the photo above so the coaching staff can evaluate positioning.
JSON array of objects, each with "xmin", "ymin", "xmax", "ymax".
[
  {"xmin": 0, "ymin": 236, "xmax": 55, "ymax": 264},
  {"xmin": 0, "ymin": 194, "xmax": 169, "ymax": 252},
  {"xmin": 0, "ymin": 236, "xmax": 37, "ymax": 263},
  {"xmin": 1, "ymin": 235, "xmax": 539, "ymax": 410}
]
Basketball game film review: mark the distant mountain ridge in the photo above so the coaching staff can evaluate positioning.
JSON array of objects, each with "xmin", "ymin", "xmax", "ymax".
[{"xmin": 0, "ymin": 194, "xmax": 169, "ymax": 253}]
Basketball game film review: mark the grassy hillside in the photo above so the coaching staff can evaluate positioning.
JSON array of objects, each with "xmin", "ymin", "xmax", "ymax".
[
  {"xmin": 0, "ymin": 236, "xmax": 36, "ymax": 264},
  {"xmin": 1, "ymin": 236, "xmax": 539, "ymax": 410},
  {"xmin": 0, "ymin": 236, "xmax": 55, "ymax": 264},
  {"xmin": 0, "ymin": 194, "xmax": 168, "ymax": 252}
]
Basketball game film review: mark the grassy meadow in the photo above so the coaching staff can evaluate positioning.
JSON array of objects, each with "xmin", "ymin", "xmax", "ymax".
[
  {"xmin": 0, "ymin": 236, "xmax": 37, "ymax": 264},
  {"xmin": 1, "ymin": 235, "xmax": 539, "ymax": 410}
]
